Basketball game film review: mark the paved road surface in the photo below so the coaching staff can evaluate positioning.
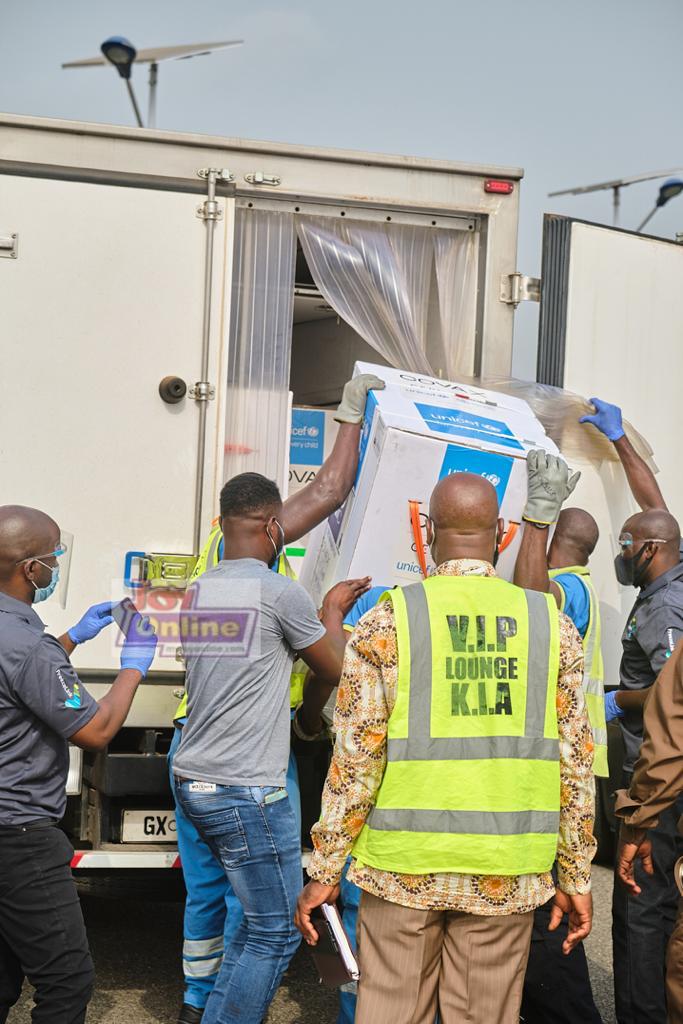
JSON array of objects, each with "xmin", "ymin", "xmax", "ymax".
[{"xmin": 8, "ymin": 866, "xmax": 616, "ymax": 1023}]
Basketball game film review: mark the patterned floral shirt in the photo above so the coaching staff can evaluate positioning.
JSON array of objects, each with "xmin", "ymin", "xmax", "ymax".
[{"xmin": 308, "ymin": 559, "xmax": 596, "ymax": 915}]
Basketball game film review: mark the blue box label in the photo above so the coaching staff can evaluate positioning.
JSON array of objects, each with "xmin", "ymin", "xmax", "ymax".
[
  {"xmin": 415, "ymin": 402, "xmax": 523, "ymax": 451},
  {"xmin": 355, "ymin": 390, "xmax": 379, "ymax": 486},
  {"xmin": 438, "ymin": 444, "xmax": 513, "ymax": 505},
  {"xmin": 290, "ymin": 409, "xmax": 325, "ymax": 466}
]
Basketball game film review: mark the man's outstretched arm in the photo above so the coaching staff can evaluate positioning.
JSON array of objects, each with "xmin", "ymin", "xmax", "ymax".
[
  {"xmin": 281, "ymin": 374, "xmax": 384, "ymax": 543},
  {"xmin": 579, "ymin": 398, "xmax": 666, "ymax": 511}
]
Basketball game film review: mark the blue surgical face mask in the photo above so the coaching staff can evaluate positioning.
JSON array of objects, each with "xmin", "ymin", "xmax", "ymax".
[{"xmin": 31, "ymin": 559, "xmax": 60, "ymax": 604}]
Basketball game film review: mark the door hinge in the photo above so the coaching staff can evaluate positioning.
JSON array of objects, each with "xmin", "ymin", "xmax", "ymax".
[
  {"xmin": 189, "ymin": 381, "xmax": 215, "ymax": 401},
  {"xmin": 0, "ymin": 233, "xmax": 18, "ymax": 259},
  {"xmin": 500, "ymin": 273, "xmax": 541, "ymax": 306},
  {"xmin": 244, "ymin": 172, "xmax": 281, "ymax": 187}
]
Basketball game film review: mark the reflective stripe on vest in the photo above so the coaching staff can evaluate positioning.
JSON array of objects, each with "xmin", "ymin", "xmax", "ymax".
[
  {"xmin": 352, "ymin": 576, "xmax": 561, "ymax": 877},
  {"xmin": 174, "ymin": 530, "xmax": 302, "ymax": 721},
  {"xmin": 549, "ymin": 566, "xmax": 608, "ymax": 777}
]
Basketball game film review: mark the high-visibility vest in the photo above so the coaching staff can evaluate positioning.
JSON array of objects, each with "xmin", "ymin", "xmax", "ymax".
[
  {"xmin": 352, "ymin": 575, "xmax": 561, "ymax": 877},
  {"xmin": 549, "ymin": 566, "xmax": 608, "ymax": 778},
  {"xmin": 174, "ymin": 525, "xmax": 306, "ymax": 721}
]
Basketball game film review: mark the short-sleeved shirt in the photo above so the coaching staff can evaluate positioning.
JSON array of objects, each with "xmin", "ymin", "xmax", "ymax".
[
  {"xmin": 343, "ymin": 586, "xmax": 391, "ymax": 630},
  {"xmin": 619, "ymin": 561, "xmax": 683, "ymax": 771},
  {"xmin": 552, "ymin": 573, "xmax": 591, "ymax": 639},
  {"xmin": 0, "ymin": 592, "xmax": 98, "ymax": 825},
  {"xmin": 174, "ymin": 558, "xmax": 325, "ymax": 787}
]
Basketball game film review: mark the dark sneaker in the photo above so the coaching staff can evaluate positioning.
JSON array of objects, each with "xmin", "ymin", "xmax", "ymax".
[{"xmin": 178, "ymin": 1005, "xmax": 204, "ymax": 1024}]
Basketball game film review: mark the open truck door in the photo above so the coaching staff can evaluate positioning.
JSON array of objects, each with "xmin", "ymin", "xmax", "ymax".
[{"xmin": 536, "ymin": 216, "xmax": 683, "ymax": 859}]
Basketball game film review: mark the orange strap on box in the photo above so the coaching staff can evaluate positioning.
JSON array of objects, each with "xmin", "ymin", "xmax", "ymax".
[
  {"xmin": 498, "ymin": 521, "xmax": 519, "ymax": 553},
  {"xmin": 408, "ymin": 500, "xmax": 429, "ymax": 579}
]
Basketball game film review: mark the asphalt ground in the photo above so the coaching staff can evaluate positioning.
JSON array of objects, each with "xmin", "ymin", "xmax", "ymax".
[{"xmin": 8, "ymin": 866, "xmax": 616, "ymax": 1023}]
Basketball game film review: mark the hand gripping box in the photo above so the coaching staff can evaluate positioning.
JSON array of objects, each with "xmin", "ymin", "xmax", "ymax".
[{"xmin": 299, "ymin": 363, "xmax": 559, "ymax": 604}]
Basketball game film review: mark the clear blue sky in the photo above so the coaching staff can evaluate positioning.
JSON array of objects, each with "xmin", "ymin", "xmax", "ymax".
[{"xmin": 2, "ymin": 0, "xmax": 681, "ymax": 376}]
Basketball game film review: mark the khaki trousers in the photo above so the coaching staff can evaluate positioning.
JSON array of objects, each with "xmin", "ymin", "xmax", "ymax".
[{"xmin": 355, "ymin": 890, "xmax": 534, "ymax": 1024}]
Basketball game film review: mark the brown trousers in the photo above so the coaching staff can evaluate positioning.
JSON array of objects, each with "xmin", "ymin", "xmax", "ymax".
[
  {"xmin": 355, "ymin": 890, "xmax": 534, "ymax": 1024},
  {"xmin": 667, "ymin": 899, "xmax": 683, "ymax": 1023}
]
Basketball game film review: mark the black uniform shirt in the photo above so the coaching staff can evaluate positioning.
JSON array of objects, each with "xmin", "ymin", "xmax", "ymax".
[
  {"xmin": 619, "ymin": 561, "xmax": 683, "ymax": 772},
  {"xmin": 0, "ymin": 592, "xmax": 98, "ymax": 824}
]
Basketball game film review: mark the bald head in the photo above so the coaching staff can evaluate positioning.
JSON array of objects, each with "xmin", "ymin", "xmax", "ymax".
[
  {"xmin": 428, "ymin": 474, "xmax": 502, "ymax": 566},
  {"xmin": 547, "ymin": 507, "xmax": 600, "ymax": 569},
  {"xmin": 623, "ymin": 508, "xmax": 680, "ymax": 548},
  {"xmin": 0, "ymin": 505, "xmax": 59, "ymax": 584}
]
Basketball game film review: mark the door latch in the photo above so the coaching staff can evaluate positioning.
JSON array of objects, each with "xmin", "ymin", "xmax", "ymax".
[
  {"xmin": 0, "ymin": 234, "xmax": 18, "ymax": 259},
  {"xmin": 244, "ymin": 172, "xmax": 281, "ymax": 187}
]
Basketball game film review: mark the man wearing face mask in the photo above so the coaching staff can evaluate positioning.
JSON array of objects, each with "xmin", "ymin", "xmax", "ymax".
[
  {"xmin": 169, "ymin": 373, "xmax": 383, "ymax": 1024},
  {"xmin": 580, "ymin": 398, "xmax": 683, "ymax": 1024},
  {"xmin": 0, "ymin": 505, "xmax": 158, "ymax": 1023},
  {"xmin": 172, "ymin": 473, "xmax": 362, "ymax": 1024}
]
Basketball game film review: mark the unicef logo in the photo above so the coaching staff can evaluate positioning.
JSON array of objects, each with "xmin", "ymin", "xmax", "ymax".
[{"xmin": 307, "ymin": 426, "xmax": 320, "ymax": 438}]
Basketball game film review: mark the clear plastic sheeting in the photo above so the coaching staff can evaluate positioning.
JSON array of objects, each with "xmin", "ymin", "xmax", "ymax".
[
  {"xmin": 297, "ymin": 217, "xmax": 434, "ymax": 374},
  {"xmin": 297, "ymin": 216, "xmax": 478, "ymax": 379},
  {"xmin": 224, "ymin": 208, "xmax": 296, "ymax": 488},
  {"xmin": 433, "ymin": 229, "xmax": 478, "ymax": 379},
  {"xmin": 465, "ymin": 377, "xmax": 656, "ymax": 471}
]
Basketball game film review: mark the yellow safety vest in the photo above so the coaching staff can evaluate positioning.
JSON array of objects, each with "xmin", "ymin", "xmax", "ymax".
[
  {"xmin": 352, "ymin": 575, "xmax": 561, "ymax": 876},
  {"xmin": 174, "ymin": 525, "xmax": 307, "ymax": 721},
  {"xmin": 549, "ymin": 566, "xmax": 608, "ymax": 778}
]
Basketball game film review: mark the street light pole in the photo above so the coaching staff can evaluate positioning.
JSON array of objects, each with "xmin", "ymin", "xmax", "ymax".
[
  {"xmin": 148, "ymin": 61, "xmax": 158, "ymax": 128},
  {"xmin": 636, "ymin": 179, "xmax": 683, "ymax": 234},
  {"xmin": 125, "ymin": 79, "xmax": 144, "ymax": 128}
]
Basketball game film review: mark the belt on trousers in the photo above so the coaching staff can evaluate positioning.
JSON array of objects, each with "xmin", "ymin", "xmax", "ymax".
[{"xmin": 0, "ymin": 818, "xmax": 58, "ymax": 834}]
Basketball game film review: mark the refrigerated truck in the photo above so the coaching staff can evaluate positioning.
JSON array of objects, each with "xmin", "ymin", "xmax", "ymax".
[{"xmin": 1, "ymin": 112, "xmax": 681, "ymax": 868}]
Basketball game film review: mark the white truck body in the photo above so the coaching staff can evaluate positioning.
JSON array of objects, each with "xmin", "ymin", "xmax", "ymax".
[{"xmin": 2, "ymin": 114, "xmax": 680, "ymax": 864}]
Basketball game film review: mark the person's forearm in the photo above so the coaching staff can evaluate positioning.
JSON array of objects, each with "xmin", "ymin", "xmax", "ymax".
[
  {"xmin": 58, "ymin": 633, "xmax": 77, "ymax": 656},
  {"xmin": 308, "ymin": 641, "xmax": 388, "ymax": 885},
  {"xmin": 556, "ymin": 652, "xmax": 596, "ymax": 893},
  {"xmin": 615, "ymin": 644, "xmax": 683, "ymax": 830},
  {"xmin": 281, "ymin": 423, "xmax": 361, "ymax": 543},
  {"xmin": 615, "ymin": 688, "xmax": 649, "ymax": 713},
  {"xmin": 70, "ymin": 669, "xmax": 142, "ymax": 751},
  {"xmin": 513, "ymin": 523, "xmax": 552, "ymax": 592},
  {"xmin": 613, "ymin": 435, "xmax": 667, "ymax": 511},
  {"xmin": 299, "ymin": 629, "xmax": 352, "ymax": 735}
]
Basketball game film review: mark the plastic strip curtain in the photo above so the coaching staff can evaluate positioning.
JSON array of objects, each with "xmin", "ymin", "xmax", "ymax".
[
  {"xmin": 433, "ymin": 228, "xmax": 478, "ymax": 379},
  {"xmin": 297, "ymin": 216, "xmax": 477, "ymax": 377},
  {"xmin": 224, "ymin": 208, "xmax": 296, "ymax": 488},
  {"xmin": 297, "ymin": 217, "xmax": 434, "ymax": 374}
]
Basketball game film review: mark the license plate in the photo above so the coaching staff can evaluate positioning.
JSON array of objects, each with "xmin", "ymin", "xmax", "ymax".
[{"xmin": 121, "ymin": 810, "xmax": 177, "ymax": 843}]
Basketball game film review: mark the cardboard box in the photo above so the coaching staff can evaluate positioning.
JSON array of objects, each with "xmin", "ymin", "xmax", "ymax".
[
  {"xmin": 300, "ymin": 363, "xmax": 559, "ymax": 603},
  {"xmin": 285, "ymin": 407, "xmax": 340, "ymax": 575}
]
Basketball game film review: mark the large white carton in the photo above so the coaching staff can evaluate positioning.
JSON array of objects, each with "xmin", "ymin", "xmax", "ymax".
[
  {"xmin": 285, "ymin": 407, "xmax": 340, "ymax": 575},
  {"xmin": 300, "ymin": 363, "xmax": 559, "ymax": 603}
]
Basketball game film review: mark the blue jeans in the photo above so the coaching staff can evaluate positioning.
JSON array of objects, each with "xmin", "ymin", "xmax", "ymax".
[
  {"xmin": 169, "ymin": 725, "xmax": 301, "ymax": 1010},
  {"xmin": 175, "ymin": 779, "xmax": 302, "ymax": 1024}
]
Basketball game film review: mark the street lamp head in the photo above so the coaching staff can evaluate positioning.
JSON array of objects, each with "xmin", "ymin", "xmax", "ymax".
[
  {"xmin": 101, "ymin": 36, "xmax": 137, "ymax": 79},
  {"xmin": 656, "ymin": 178, "xmax": 683, "ymax": 209}
]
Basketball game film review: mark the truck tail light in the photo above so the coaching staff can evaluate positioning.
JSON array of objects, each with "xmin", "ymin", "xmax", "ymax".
[{"xmin": 484, "ymin": 179, "xmax": 514, "ymax": 195}]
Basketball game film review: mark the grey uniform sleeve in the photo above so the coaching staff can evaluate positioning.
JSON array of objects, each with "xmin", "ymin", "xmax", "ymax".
[
  {"xmin": 278, "ymin": 580, "xmax": 326, "ymax": 653},
  {"xmin": 13, "ymin": 635, "xmax": 99, "ymax": 739},
  {"xmin": 639, "ymin": 602, "xmax": 683, "ymax": 675}
]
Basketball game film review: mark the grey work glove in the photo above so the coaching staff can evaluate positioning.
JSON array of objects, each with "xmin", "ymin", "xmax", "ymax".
[
  {"xmin": 523, "ymin": 449, "xmax": 581, "ymax": 526},
  {"xmin": 334, "ymin": 373, "xmax": 386, "ymax": 424}
]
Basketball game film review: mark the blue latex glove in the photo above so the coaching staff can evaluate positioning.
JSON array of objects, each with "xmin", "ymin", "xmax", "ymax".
[
  {"xmin": 579, "ymin": 397, "xmax": 625, "ymax": 442},
  {"xmin": 68, "ymin": 601, "xmax": 114, "ymax": 644},
  {"xmin": 605, "ymin": 690, "xmax": 625, "ymax": 722},
  {"xmin": 120, "ymin": 611, "xmax": 158, "ymax": 677}
]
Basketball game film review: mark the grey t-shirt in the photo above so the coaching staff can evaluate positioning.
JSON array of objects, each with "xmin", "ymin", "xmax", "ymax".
[
  {"xmin": 174, "ymin": 558, "xmax": 325, "ymax": 787},
  {"xmin": 0, "ymin": 592, "xmax": 98, "ymax": 825}
]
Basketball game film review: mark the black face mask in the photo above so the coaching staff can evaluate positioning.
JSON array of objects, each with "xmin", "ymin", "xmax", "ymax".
[
  {"xmin": 614, "ymin": 543, "xmax": 655, "ymax": 588},
  {"xmin": 492, "ymin": 540, "xmax": 500, "ymax": 568}
]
